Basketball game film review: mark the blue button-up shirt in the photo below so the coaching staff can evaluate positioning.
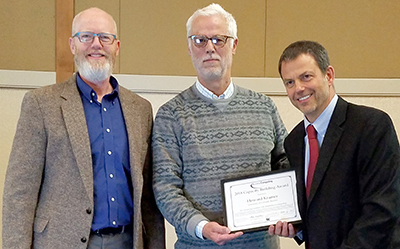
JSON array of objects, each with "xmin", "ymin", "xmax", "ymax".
[{"xmin": 77, "ymin": 74, "xmax": 133, "ymax": 231}]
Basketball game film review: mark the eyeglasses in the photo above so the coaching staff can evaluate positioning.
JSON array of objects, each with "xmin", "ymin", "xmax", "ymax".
[
  {"xmin": 73, "ymin": 32, "xmax": 117, "ymax": 45},
  {"xmin": 188, "ymin": 35, "xmax": 234, "ymax": 48}
]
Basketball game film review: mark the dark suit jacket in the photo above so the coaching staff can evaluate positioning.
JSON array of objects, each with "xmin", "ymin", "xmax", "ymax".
[
  {"xmin": 3, "ymin": 74, "xmax": 165, "ymax": 249},
  {"xmin": 285, "ymin": 97, "xmax": 400, "ymax": 249}
]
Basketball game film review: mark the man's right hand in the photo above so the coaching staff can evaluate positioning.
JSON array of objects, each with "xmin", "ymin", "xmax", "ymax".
[
  {"xmin": 202, "ymin": 222, "xmax": 243, "ymax": 245},
  {"xmin": 268, "ymin": 221, "xmax": 296, "ymax": 238}
]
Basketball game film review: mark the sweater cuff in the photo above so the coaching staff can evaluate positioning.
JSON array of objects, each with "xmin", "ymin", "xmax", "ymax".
[
  {"xmin": 186, "ymin": 214, "xmax": 209, "ymax": 238},
  {"xmin": 195, "ymin": 220, "xmax": 209, "ymax": 239}
]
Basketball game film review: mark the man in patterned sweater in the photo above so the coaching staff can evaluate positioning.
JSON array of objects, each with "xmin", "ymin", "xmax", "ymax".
[{"xmin": 152, "ymin": 3, "xmax": 288, "ymax": 249}]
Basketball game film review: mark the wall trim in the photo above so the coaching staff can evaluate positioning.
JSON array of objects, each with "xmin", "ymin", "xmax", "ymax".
[{"xmin": 1, "ymin": 69, "xmax": 399, "ymax": 97}]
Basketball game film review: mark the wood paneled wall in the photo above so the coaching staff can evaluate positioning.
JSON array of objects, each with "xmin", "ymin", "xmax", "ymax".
[
  {"xmin": 1, "ymin": 0, "xmax": 55, "ymax": 71},
  {"xmin": 1, "ymin": 0, "xmax": 399, "ymax": 78}
]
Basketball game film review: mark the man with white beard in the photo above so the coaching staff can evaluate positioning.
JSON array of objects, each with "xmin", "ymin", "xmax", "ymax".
[{"xmin": 2, "ymin": 7, "xmax": 165, "ymax": 249}]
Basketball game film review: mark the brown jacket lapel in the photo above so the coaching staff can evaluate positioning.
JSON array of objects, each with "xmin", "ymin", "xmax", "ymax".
[{"xmin": 60, "ymin": 75, "xmax": 93, "ymax": 201}]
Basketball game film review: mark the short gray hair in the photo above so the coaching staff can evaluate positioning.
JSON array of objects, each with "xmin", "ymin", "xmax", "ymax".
[{"xmin": 186, "ymin": 3, "xmax": 237, "ymax": 39}]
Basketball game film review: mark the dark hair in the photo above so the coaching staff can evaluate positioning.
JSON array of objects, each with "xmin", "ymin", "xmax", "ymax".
[{"xmin": 278, "ymin": 41, "xmax": 330, "ymax": 77}]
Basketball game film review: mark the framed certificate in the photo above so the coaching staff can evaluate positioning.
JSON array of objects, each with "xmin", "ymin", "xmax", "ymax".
[{"xmin": 221, "ymin": 169, "xmax": 302, "ymax": 233}]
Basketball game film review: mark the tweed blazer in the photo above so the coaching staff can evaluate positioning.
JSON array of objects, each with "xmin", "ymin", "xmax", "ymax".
[
  {"xmin": 285, "ymin": 97, "xmax": 400, "ymax": 249},
  {"xmin": 3, "ymin": 74, "xmax": 165, "ymax": 249}
]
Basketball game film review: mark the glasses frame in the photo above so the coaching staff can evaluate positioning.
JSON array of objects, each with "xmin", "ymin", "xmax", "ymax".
[
  {"xmin": 73, "ymin": 32, "xmax": 117, "ymax": 45},
  {"xmin": 188, "ymin": 35, "xmax": 235, "ymax": 48}
]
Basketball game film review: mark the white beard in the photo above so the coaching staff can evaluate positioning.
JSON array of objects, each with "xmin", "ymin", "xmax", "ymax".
[{"xmin": 75, "ymin": 56, "xmax": 113, "ymax": 84}]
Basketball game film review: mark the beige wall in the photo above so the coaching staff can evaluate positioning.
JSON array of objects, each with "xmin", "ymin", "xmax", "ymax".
[
  {"xmin": 265, "ymin": 1, "xmax": 400, "ymax": 78},
  {"xmin": 1, "ymin": 1, "xmax": 400, "ymax": 77},
  {"xmin": 1, "ymin": 0, "xmax": 55, "ymax": 71}
]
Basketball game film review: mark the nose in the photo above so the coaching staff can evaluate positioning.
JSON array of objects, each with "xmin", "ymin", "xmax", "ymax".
[
  {"xmin": 295, "ymin": 80, "xmax": 305, "ymax": 92},
  {"xmin": 91, "ymin": 35, "xmax": 103, "ymax": 48},
  {"xmin": 204, "ymin": 39, "xmax": 215, "ymax": 53}
]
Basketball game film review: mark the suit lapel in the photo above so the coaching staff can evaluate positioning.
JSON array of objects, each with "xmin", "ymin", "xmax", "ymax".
[
  {"xmin": 119, "ymin": 88, "xmax": 143, "ymax": 197},
  {"xmin": 307, "ymin": 97, "xmax": 347, "ymax": 204},
  {"xmin": 60, "ymin": 75, "xmax": 93, "ymax": 201},
  {"xmin": 285, "ymin": 122, "xmax": 308, "ymax": 218}
]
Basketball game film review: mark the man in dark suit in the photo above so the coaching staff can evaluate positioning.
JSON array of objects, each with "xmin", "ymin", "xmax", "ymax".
[
  {"xmin": 268, "ymin": 40, "xmax": 400, "ymax": 248},
  {"xmin": 2, "ymin": 7, "xmax": 165, "ymax": 249}
]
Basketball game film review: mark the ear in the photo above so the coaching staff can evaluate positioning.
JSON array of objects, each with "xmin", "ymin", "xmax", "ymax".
[
  {"xmin": 115, "ymin": 39, "xmax": 121, "ymax": 56},
  {"xmin": 325, "ymin": 65, "xmax": 335, "ymax": 86},
  {"xmin": 232, "ymin": 38, "xmax": 238, "ymax": 55},
  {"xmin": 69, "ymin": 37, "xmax": 76, "ymax": 55}
]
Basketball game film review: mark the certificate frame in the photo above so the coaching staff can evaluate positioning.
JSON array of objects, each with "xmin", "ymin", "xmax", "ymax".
[{"xmin": 221, "ymin": 169, "xmax": 302, "ymax": 233}]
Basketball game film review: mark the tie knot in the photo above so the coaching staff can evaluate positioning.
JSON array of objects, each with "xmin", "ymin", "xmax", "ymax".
[{"xmin": 307, "ymin": 125, "xmax": 317, "ymax": 139}]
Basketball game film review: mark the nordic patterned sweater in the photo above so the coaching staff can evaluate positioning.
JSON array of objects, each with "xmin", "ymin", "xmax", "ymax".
[{"xmin": 152, "ymin": 84, "xmax": 289, "ymax": 249}]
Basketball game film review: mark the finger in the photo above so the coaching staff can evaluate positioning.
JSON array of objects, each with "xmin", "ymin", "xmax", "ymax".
[
  {"xmin": 281, "ymin": 222, "xmax": 289, "ymax": 237},
  {"xmin": 288, "ymin": 223, "xmax": 296, "ymax": 238},
  {"xmin": 215, "ymin": 231, "xmax": 243, "ymax": 245},
  {"xmin": 268, "ymin": 225, "xmax": 275, "ymax": 235},
  {"xmin": 275, "ymin": 221, "xmax": 283, "ymax": 235},
  {"xmin": 232, "ymin": 231, "xmax": 243, "ymax": 237}
]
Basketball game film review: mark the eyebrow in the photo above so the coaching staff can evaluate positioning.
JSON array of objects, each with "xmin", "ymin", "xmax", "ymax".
[
  {"xmin": 299, "ymin": 71, "xmax": 313, "ymax": 77},
  {"xmin": 282, "ymin": 70, "xmax": 314, "ymax": 82}
]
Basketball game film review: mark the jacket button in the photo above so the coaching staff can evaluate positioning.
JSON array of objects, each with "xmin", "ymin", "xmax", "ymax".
[
  {"xmin": 81, "ymin": 237, "xmax": 87, "ymax": 243},
  {"xmin": 86, "ymin": 208, "xmax": 92, "ymax": 214}
]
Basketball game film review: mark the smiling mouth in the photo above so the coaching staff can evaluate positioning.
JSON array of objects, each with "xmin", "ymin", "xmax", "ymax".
[
  {"xmin": 298, "ymin": 94, "xmax": 311, "ymax": 101},
  {"xmin": 88, "ymin": 54, "xmax": 105, "ymax": 58}
]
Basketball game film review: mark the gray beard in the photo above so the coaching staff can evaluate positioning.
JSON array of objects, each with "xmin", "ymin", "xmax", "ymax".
[
  {"xmin": 75, "ymin": 57, "xmax": 112, "ymax": 84},
  {"xmin": 201, "ymin": 68, "xmax": 224, "ymax": 81}
]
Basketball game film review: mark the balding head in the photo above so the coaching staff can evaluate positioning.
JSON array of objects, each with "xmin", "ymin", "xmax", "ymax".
[{"xmin": 72, "ymin": 7, "xmax": 117, "ymax": 36}]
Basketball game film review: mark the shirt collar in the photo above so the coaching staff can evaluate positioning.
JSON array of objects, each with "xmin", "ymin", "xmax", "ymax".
[
  {"xmin": 195, "ymin": 80, "xmax": 234, "ymax": 99},
  {"xmin": 76, "ymin": 73, "xmax": 119, "ymax": 102},
  {"xmin": 304, "ymin": 94, "xmax": 338, "ymax": 138}
]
